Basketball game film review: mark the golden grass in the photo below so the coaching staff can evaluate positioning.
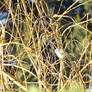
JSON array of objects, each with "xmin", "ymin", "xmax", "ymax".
[{"xmin": 0, "ymin": 0, "xmax": 92, "ymax": 92}]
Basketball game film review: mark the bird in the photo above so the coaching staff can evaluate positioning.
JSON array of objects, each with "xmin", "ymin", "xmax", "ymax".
[
  {"xmin": 55, "ymin": 48, "xmax": 65, "ymax": 60},
  {"xmin": 45, "ymin": 39, "xmax": 65, "ymax": 60}
]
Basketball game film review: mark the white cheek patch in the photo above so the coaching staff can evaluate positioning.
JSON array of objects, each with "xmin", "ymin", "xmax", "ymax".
[{"xmin": 55, "ymin": 48, "xmax": 65, "ymax": 59}]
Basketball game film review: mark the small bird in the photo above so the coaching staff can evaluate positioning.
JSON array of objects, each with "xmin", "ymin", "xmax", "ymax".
[
  {"xmin": 45, "ymin": 39, "xmax": 65, "ymax": 59},
  {"xmin": 55, "ymin": 48, "xmax": 65, "ymax": 60}
]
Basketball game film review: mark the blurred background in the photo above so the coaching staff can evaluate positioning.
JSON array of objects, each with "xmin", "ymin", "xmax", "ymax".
[{"xmin": 0, "ymin": 0, "xmax": 92, "ymax": 92}]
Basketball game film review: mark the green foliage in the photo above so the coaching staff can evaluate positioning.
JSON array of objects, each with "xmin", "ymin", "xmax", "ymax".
[
  {"xmin": 28, "ymin": 85, "xmax": 46, "ymax": 92},
  {"xmin": 0, "ymin": 0, "xmax": 92, "ymax": 92},
  {"xmin": 67, "ymin": 81, "xmax": 84, "ymax": 92}
]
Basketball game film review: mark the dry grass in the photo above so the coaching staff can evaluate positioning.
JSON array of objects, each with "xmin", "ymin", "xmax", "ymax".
[{"xmin": 0, "ymin": 0, "xmax": 92, "ymax": 92}]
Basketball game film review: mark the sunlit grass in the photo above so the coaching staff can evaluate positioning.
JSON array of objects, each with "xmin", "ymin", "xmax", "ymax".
[{"xmin": 0, "ymin": 0, "xmax": 92, "ymax": 92}]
